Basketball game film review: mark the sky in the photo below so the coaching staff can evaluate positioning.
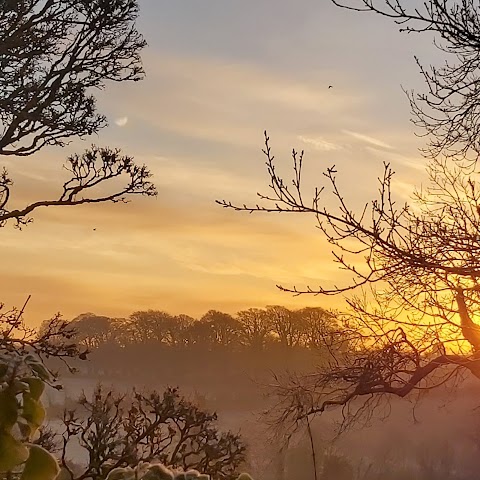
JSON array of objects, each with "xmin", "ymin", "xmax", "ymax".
[{"xmin": 2, "ymin": 0, "xmax": 442, "ymax": 325}]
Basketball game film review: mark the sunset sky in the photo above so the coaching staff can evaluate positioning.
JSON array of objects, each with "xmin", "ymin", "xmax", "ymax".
[{"xmin": 3, "ymin": 0, "xmax": 440, "ymax": 325}]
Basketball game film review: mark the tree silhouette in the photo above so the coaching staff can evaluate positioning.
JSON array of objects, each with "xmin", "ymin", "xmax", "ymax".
[
  {"xmin": 58, "ymin": 386, "xmax": 246, "ymax": 480},
  {"xmin": 267, "ymin": 305, "xmax": 304, "ymax": 348},
  {"xmin": 128, "ymin": 310, "xmax": 178, "ymax": 345},
  {"xmin": 216, "ymin": 1, "xmax": 480, "ymax": 431},
  {"xmin": 0, "ymin": 2, "xmax": 155, "ymax": 473},
  {"xmin": 236, "ymin": 308, "xmax": 273, "ymax": 350},
  {"xmin": 200, "ymin": 311, "xmax": 242, "ymax": 348},
  {"xmin": 219, "ymin": 128, "xmax": 480, "ymax": 430},
  {"xmin": 332, "ymin": 0, "xmax": 480, "ymax": 162},
  {"xmin": 0, "ymin": 0, "xmax": 155, "ymax": 228},
  {"xmin": 65, "ymin": 306, "xmax": 343, "ymax": 354},
  {"xmin": 0, "ymin": 0, "xmax": 145, "ymax": 157}
]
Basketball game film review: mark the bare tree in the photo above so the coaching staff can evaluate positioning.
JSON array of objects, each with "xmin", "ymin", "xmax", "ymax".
[
  {"xmin": 331, "ymin": 0, "xmax": 480, "ymax": 161},
  {"xmin": 57, "ymin": 386, "xmax": 246, "ymax": 480},
  {"xmin": 297, "ymin": 307, "xmax": 340, "ymax": 350},
  {"xmin": 0, "ymin": 0, "xmax": 156, "ymax": 228},
  {"xmin": 127, "ymin": 310, "xmax": 178, "ymax": 345},
  {"xmin": 0, "ymin": 0, "xmax": 145, "ymax": 157},
  {"xmin": 236, "ymin": 308, "xmax": 273, "ymax": 351},
  {"xmin": 2, "ymin": 297, "xmax": 82, "ymax": 367},
  {"xmin": 266, "ymin": 306, "xmax": 304, "ymax": 348},
  {"xmin": 200, "ymin": 311, "xmax": 242, "ymax": 348},
  {"xmin": 67, "ymin": 313, "xmax": 116, "ymax": 350},
  {"xmin": 218, "ymin": 129, "xmax": 480, "ymax": 431}
]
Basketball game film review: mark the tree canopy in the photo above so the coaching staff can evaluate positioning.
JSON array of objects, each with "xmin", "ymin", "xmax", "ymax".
[
  {"xmin": 60, "ymin": 305, "xmax": 339, "ymax": 353},
  {"xmin": 0, "ymin": 0, "xmax": 145, "ymax": 156}
]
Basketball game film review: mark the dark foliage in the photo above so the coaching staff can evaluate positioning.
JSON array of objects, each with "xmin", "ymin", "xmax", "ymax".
[
  {"xmin": 0, "ymin": 0, "xmax": 145, "ymax": 156},
  {"xmin": 56, "ymin": 386, "xmax": 246, "ymax": 480}
]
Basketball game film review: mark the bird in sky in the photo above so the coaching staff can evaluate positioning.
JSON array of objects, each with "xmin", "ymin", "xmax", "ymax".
[{"xmin": 328, "ymin": 85, "xmax": 333, "ymax": 89}]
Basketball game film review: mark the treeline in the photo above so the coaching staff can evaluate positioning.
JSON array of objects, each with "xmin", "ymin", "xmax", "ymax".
[
  {"xmin": 51, "ymin": 305, "xmax": 343, "ymax": 352},
  {"xmin": 41, "ymin": 306, "xmax": 346, "ymax": 406}
]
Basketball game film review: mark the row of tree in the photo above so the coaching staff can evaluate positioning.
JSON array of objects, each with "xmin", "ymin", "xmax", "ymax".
[{"xmin": 43, "ymin": 306, "xmax": 343, "ymax": 352}]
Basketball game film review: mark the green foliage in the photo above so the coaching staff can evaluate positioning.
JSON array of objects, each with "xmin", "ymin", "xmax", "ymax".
[
  {"xmin": 0, "ymin": 352, "xmax": 58, "ymax": 480},
  {"xmin": 20, "ymin": 446, "xmax": 60, "ymax": 480},
  {"xmin": 235, "ymin": 475, "xmax": 253, "ymax": 480},
  {"xmin": 104, "ymin": 463, "xmax": 253, "ymax": 480},
  {"xmin": 0, "ymin": 430, "xmax": 29, "ymax": 471}
]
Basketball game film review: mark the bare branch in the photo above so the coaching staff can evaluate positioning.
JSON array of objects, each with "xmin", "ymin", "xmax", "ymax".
[{"xmin": 0, "ymin": 145, "xmax": 157, "ymax": 228}]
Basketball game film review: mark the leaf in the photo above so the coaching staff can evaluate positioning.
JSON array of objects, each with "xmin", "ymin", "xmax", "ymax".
[
  {"xmin": 142, "ymin": 465, "xmax": 174, "ymax": 480},
  {"xmin": 29, "ymin": 363, "xmax": 51, "ymax": 382},
  {"xmin": 0, "ymin": 430, "xmax": 29, "ymax": 472},
  {"xmin": 23, "ymin": 378, "xmax": 45, "ymax": 400},
  {"xmin": 13, "ymin": 379, "xmax": 30, "ymax": 394},
  {"xmin": 22, "ymin": 394, "xmax": 46, "ymax": 437},
  {"xmin": 106, "ymin": 467, "xmax": 136, "ymax": 480},
  {"xmin": 20, "ymin": 445, "xmax": 59, "ymax": 480},
  {"xmin": 56, "ymin": 467, "xmax": 73, "ymax": 480},
  {"xmin": 237, "ymin": 475, "xmax": 253, "ymax": 480},
  {"xmin": 0, "ymin": 387, "xmax": 19, "ymax": 429}
]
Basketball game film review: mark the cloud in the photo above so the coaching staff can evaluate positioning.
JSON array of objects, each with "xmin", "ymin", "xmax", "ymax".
[
  {"xmin": 114, "ymin": 116, "xmax": 128, "ymax": 127},
  {"xmin": 138, "ymin": 155, "xmax": 258, "ymax": 195},
  {"xmin": 343, "ymin": 130, "xmax": 393, "ymax": 150},
  {"xmin": 368, "ymin": 147, "xmax": 427, "ymax": 171},
  {"xmin": 99, "ymin": 52, "xmax": 368, "ymax": 150},
  {"xmin": 297, "ymin": 135, "xmax": 342, "ymax": 152}
]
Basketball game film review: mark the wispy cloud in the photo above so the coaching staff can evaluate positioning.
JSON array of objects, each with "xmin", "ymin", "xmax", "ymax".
[
  {"xmin": 102, "ymin": 52, "xmax": 367, "ymax": 149},
  {"xmin": 343, "ymin": 130, "xmax": 393, "ymax": 150},
  {"xmin": 364, "ymin": 146, "xmax": 427, "ymax": 173},
  {"xmin": 297, "ymin": 135, "xmax": 342, "ymax": 152}
]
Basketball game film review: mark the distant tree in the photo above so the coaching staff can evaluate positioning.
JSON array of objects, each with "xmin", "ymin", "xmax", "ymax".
[
  {"xmin": 172, "ymin": 314, "xmax": 196, "ymax": 347},
  {"xmin": 236, "ymin": 308, "xmax": 272, "ymax": 350},
  {"xmin": 57, "ymin": 386, "xmax": 246, "ymax": 480},
  {"xmin": 69, "ymin": 313, "xmax": 115, "ymax": 350},
  {"xmin": 128, "ymin": 310, "xmax": 178, "ymax": 345},
  {"xmin": 64, "ymin": 306, "xmax": 348, "ymax": 354},
  {"xmin": 297, "ymin": 307, "xmax": 341, "ymax": 350},
  {"xmin": 187, "ymin": 320, "xmax": 217, "ymax": 349},
  {"xmin": 266, "ymin": 306, "xmax": 303, "ymax": 348},
  {"xmin": 200, "ymin": 310, "xmax": 242, "ymax": 348}
]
